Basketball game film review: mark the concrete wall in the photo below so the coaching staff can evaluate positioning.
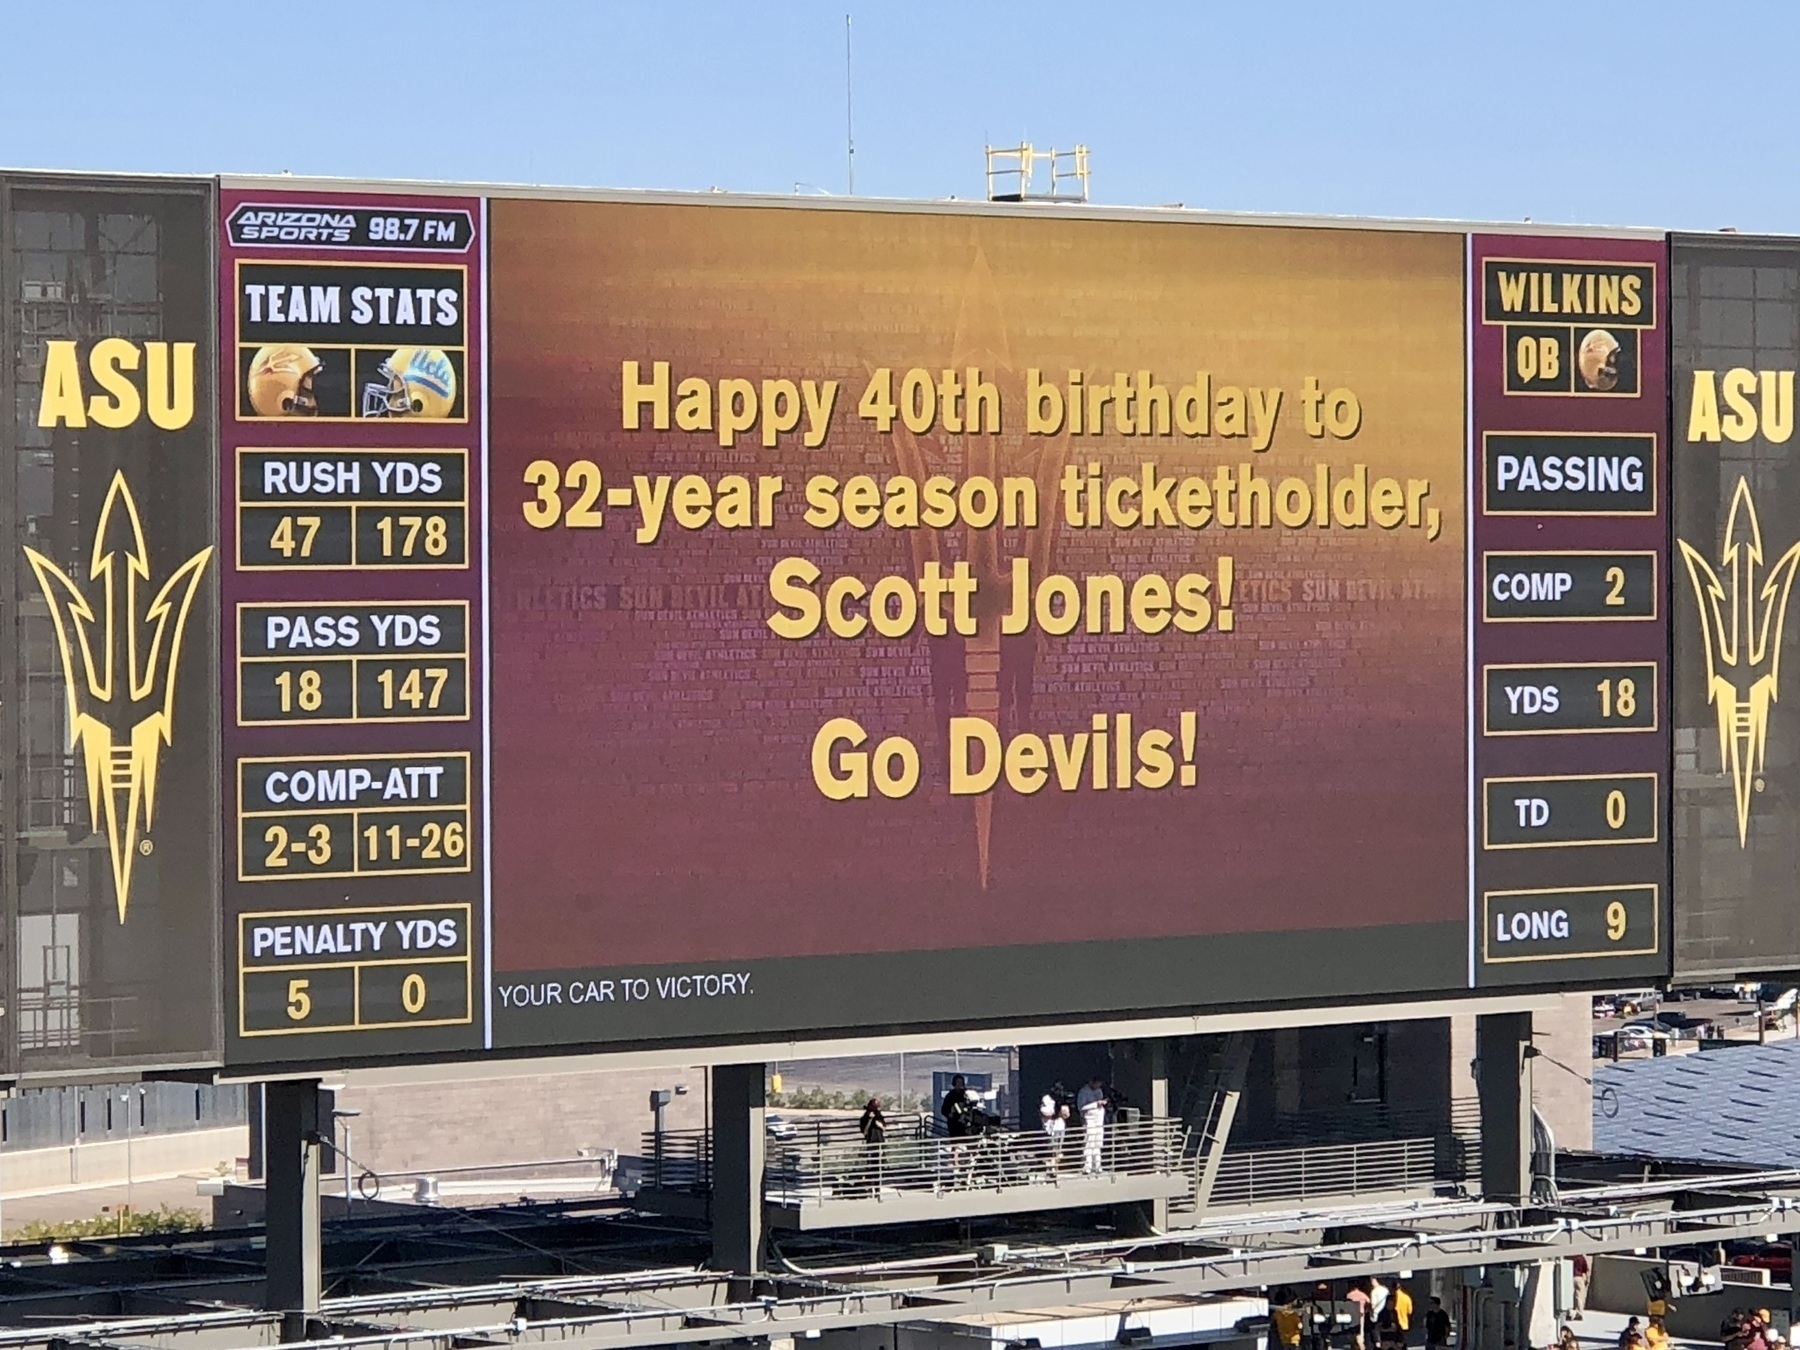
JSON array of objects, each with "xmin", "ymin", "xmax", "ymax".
[
  {"xmin": 0, "ymin": 1125, "xmax": 244, "ymax": 1198},
  {"xmin": 1532, "ymin": 994, "xmax": 1594, "ymax": 1151},
  {"xmin": 1588, "ymin": 1255, "xmax": 1783, "ymax": 1340},
  {"xmin": 331, "ymin": 1066, "xmax": 708, "ymax": 1176},
  {"xmin": 1451, "ymin": 1004, "xmax": 1591, "ymax": 1151}
]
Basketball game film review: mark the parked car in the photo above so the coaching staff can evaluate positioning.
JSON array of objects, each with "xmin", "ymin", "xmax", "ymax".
[
  {"xmin": 1652, "ymin": 1011, "xmax": 1710, "ymax": 1033},
  {"xmin": 1616, "ymin": 1022, "xmax": 1671, "ymax": 1046},
  {"xmin": 1729, "ymin": 1241, "xmax": 1792, "ymax": 1281}
]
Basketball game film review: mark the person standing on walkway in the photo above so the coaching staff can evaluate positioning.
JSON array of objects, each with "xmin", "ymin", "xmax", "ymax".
[
  {"xmin": 1040, "ymin": 1089, "xmax": 1068, "ymax": 1177},
  {"xmin": 1389, "ymin": 1280, "xmax": 1412, "ymax": 1342},
  {"xmin": 1423, "ymin": 1296, "xmax": 1452, "ymax": 1350},
  {"xmin": 1570, "ymin": 1253, "xmax": 1590, "ymax": 1321},
  {"xmin": 1076, "ymin": 1076, "xmax": 1109, "ymax": 1176},
  {"xmin": 857, "ymin": 1097, "xmax": 887, "ymax": 1197},
  {"xmin": 1270, "ymin": 1289, "xmax": 1305, "ymax": 1350}
]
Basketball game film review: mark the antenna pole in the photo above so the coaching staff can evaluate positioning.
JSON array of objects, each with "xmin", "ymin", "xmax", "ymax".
[{"xmin": 845, "ymin": 14, "xmax": 855, "ymax": 195}]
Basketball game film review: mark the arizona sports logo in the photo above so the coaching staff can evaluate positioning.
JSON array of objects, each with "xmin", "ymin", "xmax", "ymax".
[{"xmin": 225, "ymin": 203, "xmax": 474, "ymax": 252}]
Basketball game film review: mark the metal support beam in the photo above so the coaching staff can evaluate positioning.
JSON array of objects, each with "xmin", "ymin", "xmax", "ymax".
[
  {"xmin": 1193, "ymin": 1032, "xmax": 1252, "ymax": 1214},
  {"xmin": 710, "ymin": 1063, "xmax": 765, "ymax": 1276},
  {"xmin": 1477, "ymin": 1011, "xmax": 1533, "ymax": 1206},
  {"xmin": 1112, "ymin": 1038, "xmax": 1170, "ymax": 1232},
  {"xmin": 264, "ymin": 1078, "xmax": 323, "ymax": 1337}
]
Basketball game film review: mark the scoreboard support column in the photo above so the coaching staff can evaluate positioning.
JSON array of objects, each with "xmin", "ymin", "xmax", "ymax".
[
  {"xmin": 710, "ymin": 1063, "xmax": 767, "ymax": 1278},
  {"xmin": 1111, "ymin": 1038, "xmax": 1170, "ymax": 1234},
  {"xmin": 1476, "ymin": 1013, "xmax": 1534, "ymax": 1206},
  {"xmin": 264, "ymin": 1078, "xmax": 324, "ymax": 1337}
]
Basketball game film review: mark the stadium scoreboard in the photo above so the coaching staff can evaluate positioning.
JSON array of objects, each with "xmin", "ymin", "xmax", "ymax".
[{"xmin": 0, "ymin": 172, "xmax": 1742, "ymax": 1080}]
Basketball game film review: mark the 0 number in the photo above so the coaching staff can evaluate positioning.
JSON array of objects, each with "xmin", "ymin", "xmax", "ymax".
[
  {"xmin": 1605, "ymin": 789, "xmax": 1628, "ymax": 830},
  {"xmin": 401, "ymin": 973, "xmax": 428, "ymax": 1015}
]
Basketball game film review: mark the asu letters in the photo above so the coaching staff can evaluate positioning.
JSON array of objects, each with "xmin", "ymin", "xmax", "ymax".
[{"xmin": 36, "ymin": 339, "xmax": 196, "ymax": 430}]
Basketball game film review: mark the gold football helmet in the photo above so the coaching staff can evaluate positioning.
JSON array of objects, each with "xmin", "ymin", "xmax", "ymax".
[
  {"xmin": 361, "ymin": 347, "xmax": 457, "ymax": 418},
  {"xmin": 1578, "ymin": 329, "xmax": 1621, "ymax": 392},
  {"xmin": 246, "ymin": 345, "xmax": 324, "ymax": 416}
]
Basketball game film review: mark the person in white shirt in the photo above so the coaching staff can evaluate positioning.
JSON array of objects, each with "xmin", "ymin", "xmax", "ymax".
[
  {"xmin": 1040, "ymin": 1091, "xmax": 1068, "ymax": 1177},
  {"xmin": 1075, "ymin": 1077, "xmax": 1109, "ymax": 1176}
]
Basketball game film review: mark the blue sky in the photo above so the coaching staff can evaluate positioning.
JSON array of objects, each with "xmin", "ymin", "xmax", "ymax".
[{"xmin": 2, "ymin": 1, "xmax": 1792, "ymax": 232}]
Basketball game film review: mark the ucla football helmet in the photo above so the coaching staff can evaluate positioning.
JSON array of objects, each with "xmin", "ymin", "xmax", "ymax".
[
  {"xmin": 361, "ymin": 347, "xmax": 457, "ymax": 418},
  {"xmin": 246, "ymin": 344, "xmax": 323, "ymax": 416}
]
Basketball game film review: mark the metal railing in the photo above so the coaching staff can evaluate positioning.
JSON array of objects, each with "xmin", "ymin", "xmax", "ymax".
[
  {"xmin": 640, "ymin": 1114, "xmax": 1189, "ymax": 1206},
  {"xmin": 1202, "ymin": 1136, "xmax": 1441, "ymax": 1209},
  {"xmin": 644, "ymin": 1103, "xmax": 1481, "ymax": 1216},
  {"xmin": 766, "ymin": 1115, "xmax": 1187, "ymax": 1205},
  {"xmin": 641, "ymin": 1128, "xmax": 711, "ymax": 1193}
]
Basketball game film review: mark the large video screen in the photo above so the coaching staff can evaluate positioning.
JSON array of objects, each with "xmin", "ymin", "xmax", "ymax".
[
  {"xmin": 0, "ymin": 176, "xmax": 220, "ymax": 1076},
  {"xmin": 192, "ymin": 187, "xmax": 1677, "ymax": 1069},
  {"xmin": 1671, "ymin": 235, "xmax": 1800, "ymax": 978}
]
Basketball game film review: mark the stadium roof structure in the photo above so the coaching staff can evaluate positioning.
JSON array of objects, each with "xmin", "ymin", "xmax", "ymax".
[{"xmin": 1594, "ymin": 1041, "xmax": 1800, "ymax": 1168}]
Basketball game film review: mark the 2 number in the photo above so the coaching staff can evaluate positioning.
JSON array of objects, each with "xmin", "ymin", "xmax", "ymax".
[{"xmin": 1604, "ymin": 566, "xmax": 1626, "ymax": 607}]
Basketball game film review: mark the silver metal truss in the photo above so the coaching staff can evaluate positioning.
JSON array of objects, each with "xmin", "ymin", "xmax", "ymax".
[{"xmin": 7, "ymin": 1159, "xmax": 1800, "ymax": 1350}]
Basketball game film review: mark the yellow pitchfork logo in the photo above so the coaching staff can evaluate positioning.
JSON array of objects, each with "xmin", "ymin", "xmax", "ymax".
[
  {"xmin": 1678, "ymin": 476, "xmax": 1800, "ymax": 846},
  {"xmin": 23, "ymin": 472, "xmax": 212, "ymax": 921}
]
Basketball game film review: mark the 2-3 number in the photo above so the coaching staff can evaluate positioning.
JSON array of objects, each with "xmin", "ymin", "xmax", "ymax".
[{"xmin": 262, "ymin": 823, "xmax": 331, "ymax": 868}]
